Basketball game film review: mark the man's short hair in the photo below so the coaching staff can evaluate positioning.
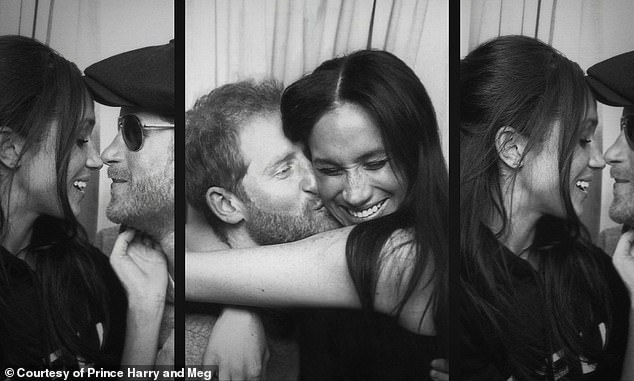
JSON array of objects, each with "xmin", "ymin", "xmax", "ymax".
[{"xmin": 185, "ymin": 79, "xmax": 284, "ymax": 236}]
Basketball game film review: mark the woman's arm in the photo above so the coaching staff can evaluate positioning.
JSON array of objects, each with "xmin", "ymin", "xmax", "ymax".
[
  {"xmin": 110, "ymin": 230, "xmax": 168, "ymax": 369},
  {"xmin": 186, "ymin": 227, "xmax": 434, "ymax": 334},
  {"xmin": 613, "ymin": 230, "xmax": 634, "ymax": 380}
]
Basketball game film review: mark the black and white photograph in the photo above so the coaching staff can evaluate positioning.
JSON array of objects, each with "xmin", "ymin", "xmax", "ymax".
[
  {"xmin": 3, "ymin": 0, "xmax": 634, "ymax": 380},
  {"xmin": 0, "ymin": 0, "xmax": 175, "ymax": 375},
  {"xmin": 184, "ymin": 0, "xmax": 448, "ymax": 380},
  {"xmin": 460, "ymin": 0, "xmax": 634, "ymax": 379}
]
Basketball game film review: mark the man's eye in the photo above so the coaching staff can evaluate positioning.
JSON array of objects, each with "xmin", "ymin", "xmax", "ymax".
[
  {"xmin": 275, "ymin": 166, "xmax": 292, "ymax": 178},
  {"xmin": 76, "ymin": 138, "xmax": 89, "ymax": 147},
  {"xmin": 365, "ymin": 159, "xmax": 388, "ymax": 170},
  {"xmin": 579, "ymin": 138, "xmax": 592, "ymax": 146}
]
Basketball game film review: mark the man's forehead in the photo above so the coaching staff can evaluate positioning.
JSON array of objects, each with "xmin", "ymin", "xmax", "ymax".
[
  {"xmin": 238, "ymin": 114, "xmax": 298, "ymax": 169},
  {"xmin": 119, "ymin": 107, "xmax": 174, "ymax": 124}
]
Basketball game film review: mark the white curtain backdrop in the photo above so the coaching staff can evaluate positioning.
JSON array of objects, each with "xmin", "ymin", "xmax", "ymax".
[
  {"xmin": 0, "ymin": 0, "xmax": 174, "ymax": 239},
  {"xmin": 186, "ymin": 0, "xmax": 449, "ymax": 163},
  {"xmin": 461, "ymin": 0, "xmax": 634, "ymax": 239}
]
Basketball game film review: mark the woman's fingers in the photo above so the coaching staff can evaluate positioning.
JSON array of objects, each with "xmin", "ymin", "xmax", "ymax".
[
  {"xmin": 111, "ymin": 229, "xmax": 136, "ymax": 259},
  {"xmin": 613, "ymin": 230, "xmax": 634, "ymax": 295},
  {"xmin": 430, "ymin": 358, "xmax": 449, "ymax": 381}
]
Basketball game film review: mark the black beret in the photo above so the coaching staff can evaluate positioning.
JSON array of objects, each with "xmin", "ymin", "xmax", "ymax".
[
  {"xmin": 84, "ymin": 41, "xmax": 174, "ymax": 116},
  {"xmin": 586, "ymin": 51, "xmax": 634, "ymax": 107}
]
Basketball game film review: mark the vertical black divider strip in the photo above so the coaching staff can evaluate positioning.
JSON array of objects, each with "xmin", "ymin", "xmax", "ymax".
[
  {"xmin": 174, "ymin": 0, "xmax": 186, "ymax": 373},
  {"xmin": 449, "ymin": 0, "xmax": 460, "ymax": 378}
]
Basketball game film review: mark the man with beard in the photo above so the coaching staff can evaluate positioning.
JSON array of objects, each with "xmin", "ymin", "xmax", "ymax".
[
  {"xmin": 84, "ymin": 41, "xmax": 175, "ymax": 367},
  {"xmin": 586, "ymin": 52, "xmax": 634, "ymax": 254},
  {"xmin": 185, "ymin": 80, "xmax": 340, "ymax": 379}
]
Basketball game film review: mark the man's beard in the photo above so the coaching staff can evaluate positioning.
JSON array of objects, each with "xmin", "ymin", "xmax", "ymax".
[
  {"xmin": 609, "ymin": 193, "xmax": 634, "ymax": 226},
  {"xmin": 243, "ymin": 198, "xmax": 340, "ymax": 245},
  {"xmin": 106, "ymin": 170, "xmax": 174, "ymax": 235}
]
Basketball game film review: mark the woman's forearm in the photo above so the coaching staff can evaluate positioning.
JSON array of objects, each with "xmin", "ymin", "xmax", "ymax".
[
  {"xmin": 185, "ymin": 227, "xmax": 435, "ymax": 335},
  {"xmin": 621, "ymin": 309, "xmax": 634, "ymax": 380},
  {"xmin": 186, "ymin": 227, "xmax": 361, "ymax": 308},
  {"xmin": 120, "ymin": 301, "xmax": 165, "ymax": 370}
]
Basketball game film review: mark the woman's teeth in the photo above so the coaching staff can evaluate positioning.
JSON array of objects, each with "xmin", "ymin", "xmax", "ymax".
[
  {"xmin": 347, "ymin": 200, "xmax": 385, "ymax": 218},
  {"xmin": 73, "ymin": 180, "xmax": 87, "ymax": 192},
  {"xmin": 575, "ymin": 180, "xmax": 589, "ymax": 192}
]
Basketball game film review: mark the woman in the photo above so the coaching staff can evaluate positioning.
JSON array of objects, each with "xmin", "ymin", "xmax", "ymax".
[
  {"xmin": 460, "ymin": 35, "xmax": 630, "ymax": 380},
  {"xmin": 185, "ymin": 50, "xmax": 448, "ymax": 379},
  {"xmin": 0, "ymin": 35, "xmax": 126, "ymax": 371}
]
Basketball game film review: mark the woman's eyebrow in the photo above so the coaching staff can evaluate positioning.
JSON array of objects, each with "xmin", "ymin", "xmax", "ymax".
[{"xmin": 82, "ymin": 117, "xmax": 96, "ymax": 128}]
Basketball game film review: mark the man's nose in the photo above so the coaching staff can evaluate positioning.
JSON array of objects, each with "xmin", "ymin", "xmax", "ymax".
[
  {"xmin": 101, "ymin": 132, "xmax": 124, "ymax": 165},
  {"xmin": 604, "ymin": 131, "xmax": 628, "ymax": 166},
  {"xmin": 300, "ymin": 160, "xmax": 319, "ymax": 194}
]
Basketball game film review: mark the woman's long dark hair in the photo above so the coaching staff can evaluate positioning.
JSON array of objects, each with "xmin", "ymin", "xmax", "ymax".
[
  {"xmin": 0, "ymin": 35, "xmax": 110, "ymax": 366},
  {"xmin": 281, "ymin": 50, "xmax": 448, "ymax": 343},
  {"xmin": 461, "ymin": 35, "xmax": 612, "ymax": 379}
]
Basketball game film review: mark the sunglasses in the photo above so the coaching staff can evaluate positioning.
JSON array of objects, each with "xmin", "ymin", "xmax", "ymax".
[
  {"xmin": 118, "ymin": 114, "xmax": 174, "ymax": 151},
  {"xmin": 620, "ymin": 114, "xmax": 634, "ymax": 150}
]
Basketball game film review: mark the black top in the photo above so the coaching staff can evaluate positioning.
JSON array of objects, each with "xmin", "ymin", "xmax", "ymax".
[
  {"xmin": 0, "ymin": 245, "xmax": 127, "ymax": 374},
  {"xmin": 298, "ymin": 309, "xmax": 437, "ymax": 381},
  {"xmin": 461, "ymin": 236, "xmax": 630, "ymax": 380}
]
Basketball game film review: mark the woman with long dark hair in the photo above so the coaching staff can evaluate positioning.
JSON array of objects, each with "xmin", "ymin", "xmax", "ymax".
[
  {"xmin": 461, "ymin": 35, "xmax": 631, "ymax": 380},
  {"xmin": 183, "ymin": 49, "xmax": 448, "ymax": 379},
  {"xmin": 0, "ymin": 35, "xmax": 126, "ymax": 371}
]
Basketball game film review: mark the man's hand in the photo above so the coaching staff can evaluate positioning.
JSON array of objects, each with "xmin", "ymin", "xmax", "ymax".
[
  {"xmin": 614, "ymin": 229, "xmax": 634, "ymax": 296},
  {"xmin": 203, "ymin": 308, "xmax": 270, "ymax": 381},
  {"xmin": 110, "ymin": 229, "xmax": 169, "ymax": 309},
  {"xmin": 430, "ymin": 358, "xmax": 449, "ymax": 381}
]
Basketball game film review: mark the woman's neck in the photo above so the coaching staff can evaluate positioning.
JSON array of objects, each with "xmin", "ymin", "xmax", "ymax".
[
  {"xmin": 2, "ymin": 209, "xmax": 37, "ymax": 255},
  {"xmin": 1, "ymin": 184, "xmax": 38, "ymax": 255},
  {"xmin": 491, "ymin": 178, "xmax": 542, "ymax": 256}
]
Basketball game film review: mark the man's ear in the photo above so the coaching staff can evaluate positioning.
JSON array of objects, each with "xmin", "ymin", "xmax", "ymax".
[
  {"xmin": 0, "ymin": 127, "xmax": 24, "ymax": 169},
  {"xmin": 205, "ymin": 186, "xmax": 247, "ymax": 225},
  {"xmin": 495, "ymin": 126, "xmax": 526, "ymax": 170}
]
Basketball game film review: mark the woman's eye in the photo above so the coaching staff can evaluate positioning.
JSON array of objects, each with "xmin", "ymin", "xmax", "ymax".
[
  {"xmin": 579, "ymin": 138, "xmax": 592, "ymax": 146},
  {"xmin": 316, "ymin": 167, "xmax": 342, "ymax": 176},
  {"xmin": 76, "ymin": 138, "xmax": 89, "ymax": 147},
  {"xmin": 364, "ymin": 159, "xmax": 388, "ymax": 170}
]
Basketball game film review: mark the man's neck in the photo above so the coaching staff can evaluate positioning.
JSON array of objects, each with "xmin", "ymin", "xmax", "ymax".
[
  {"xmin": 225, "ymin": 226, "xmax": 258, "ymax": 249},
  {"xmin": 157, "ymin": 230, "xmax": 175, "ymax": 276},
  {"xmin": 133, "ymin": 218, "xmax": 175, "ymax": 276},
  {"xmin": 185, "ymin": 222, "xmax": 228, "ymax": 252}
]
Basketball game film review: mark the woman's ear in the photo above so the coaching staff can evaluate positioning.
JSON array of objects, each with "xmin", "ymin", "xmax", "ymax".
[
  {"xmin": 0, "ymin": 127, "xmax": 24, "ymax": 169},
  {"xmin": 205, "ymin": 186, "xmax": 247, "ymax": 225},
  {"xmin": 495, "ymin": 126, "xmax": 526, "ymax": 169}
]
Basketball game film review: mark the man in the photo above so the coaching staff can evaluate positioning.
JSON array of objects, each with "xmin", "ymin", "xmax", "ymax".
[
  {"xmin": 586, "ymin": 52, "xmax": 634, "ymax": 254},
  {"xmin": 84, "ymin": 41, "xmax": 175, "ymax": 366},
  {"xmin": 185, "ymin": 80, "xmax": 339, "ymax": 379}
]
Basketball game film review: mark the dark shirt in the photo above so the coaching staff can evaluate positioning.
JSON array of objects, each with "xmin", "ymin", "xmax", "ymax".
[
  {"xmin": 461, "ymin": 236, "xmax": 630, "ymax": 380},
  {"xmin": 0, "ymin": 244, "xmax": 127, "ymax": 375},
  {"xmin": 298, "ymin": 309, "xmax": 436, "ymax": 381}
]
